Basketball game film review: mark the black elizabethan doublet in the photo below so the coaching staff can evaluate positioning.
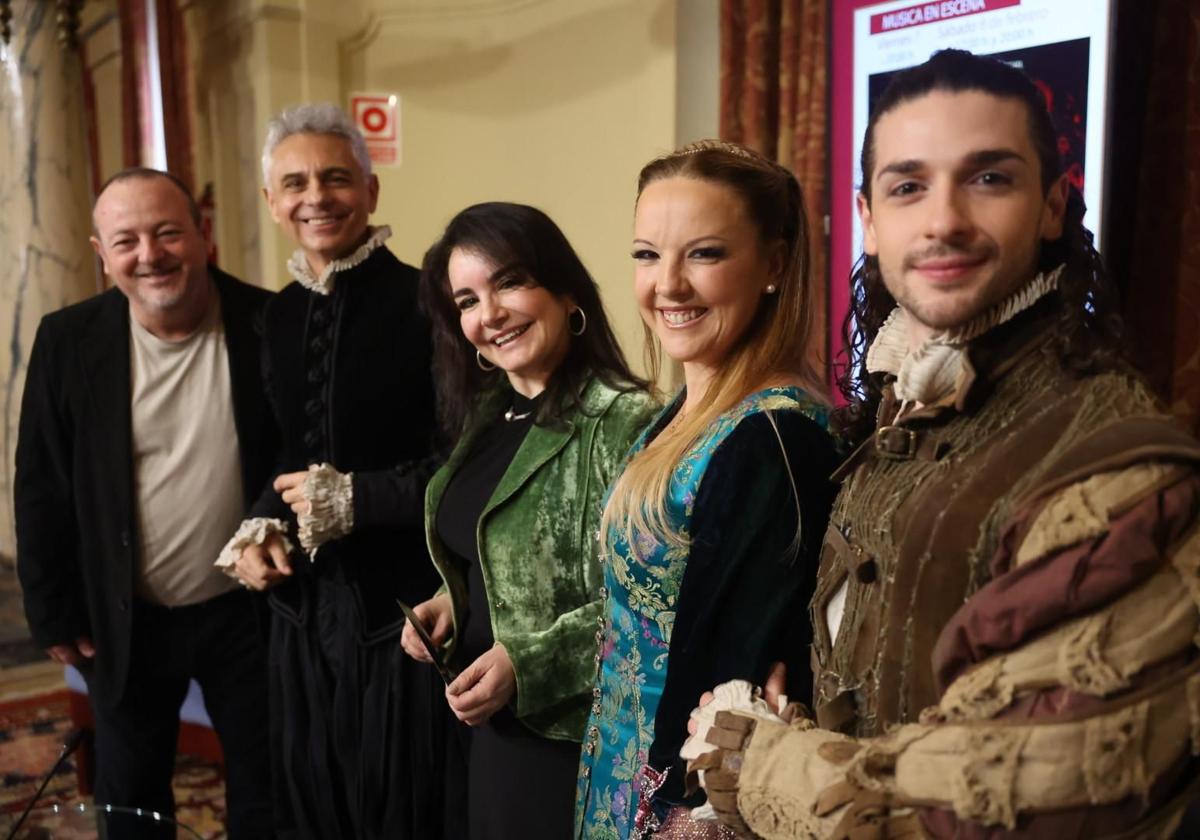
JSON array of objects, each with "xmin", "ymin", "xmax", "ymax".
[
  {"xmin": 260, "ymin": 243, "xmax": 439, "ymax": 634},
  {"xmin": 253, "ymin": 241, "xmax": 445, "ymax": 839}
]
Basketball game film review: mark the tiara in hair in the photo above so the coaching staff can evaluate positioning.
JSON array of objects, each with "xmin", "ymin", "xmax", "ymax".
[{"xmin": 673, "ymin": 139, "xmax": 757, "ymax": 158}]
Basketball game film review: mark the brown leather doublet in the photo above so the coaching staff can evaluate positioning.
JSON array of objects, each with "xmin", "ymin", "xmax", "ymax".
[{"xmin": 811, "ymin": 314, "xmax": 1176, "ymax": 737}]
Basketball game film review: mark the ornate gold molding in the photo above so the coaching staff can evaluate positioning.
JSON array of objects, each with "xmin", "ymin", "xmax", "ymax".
[
  {"xmin": 0, "ymin": 0, "xmax": 86, "ymax": 49},
  {"xmin": 0, "ymin": 0, "xmax": 13, "ymax": 45},
  {"xmin": 55, "ymin": 0, "xmax": 85, "ymax": 49}
]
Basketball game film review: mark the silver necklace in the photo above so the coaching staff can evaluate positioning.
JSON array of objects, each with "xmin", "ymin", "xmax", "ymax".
[{"xmin": 504, "ymin": 406, "xmax": 532, "ymax": 422}]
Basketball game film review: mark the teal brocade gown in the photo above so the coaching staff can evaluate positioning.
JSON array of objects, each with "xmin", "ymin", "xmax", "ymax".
[{"xmin": 574, "ymin": 386, "xmax": 831, "ymax": 839}]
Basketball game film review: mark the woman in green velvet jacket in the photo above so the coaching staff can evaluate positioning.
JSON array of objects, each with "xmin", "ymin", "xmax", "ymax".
[{"xmin": 403, "ymin": 202, "xmax": 657, "ymax": 839}]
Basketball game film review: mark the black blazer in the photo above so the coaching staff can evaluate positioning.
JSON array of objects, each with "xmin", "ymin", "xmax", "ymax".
[{"xmin": 15, "ymin": 268, "xmax": 276, "ymax": 710}]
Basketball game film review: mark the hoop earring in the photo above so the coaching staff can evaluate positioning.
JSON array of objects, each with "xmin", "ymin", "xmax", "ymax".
[
  {"xmin": 569, "ymin": 307, "xmax": 588, "ymax": 336},
  {"xmin": 476, "ymin": 350, "xmax": 497, "ymax": 371}
]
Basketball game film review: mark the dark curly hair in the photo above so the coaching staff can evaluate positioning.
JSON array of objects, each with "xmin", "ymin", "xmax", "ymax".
[
  {"xmin": 419, "ymin": 202, "xmax": 647, "ymax": 440},
  {"xmin": 836, "ymin": 49, "xmax": 1126, "ymax": 444}
]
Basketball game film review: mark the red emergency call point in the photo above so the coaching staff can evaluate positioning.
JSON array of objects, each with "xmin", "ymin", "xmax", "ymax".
[{"xmin": 350, "ymin": 93, "xmax": 401, "ymax": 166}]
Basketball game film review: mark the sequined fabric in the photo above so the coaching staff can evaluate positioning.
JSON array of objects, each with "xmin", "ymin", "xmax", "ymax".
[{"xmin": 653, "ymin": 807, "xmax": 738, "ymax": 839}]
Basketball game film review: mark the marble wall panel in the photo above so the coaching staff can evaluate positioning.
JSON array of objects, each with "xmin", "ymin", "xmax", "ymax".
[{"xmin": 0, "ymin": 1, "xmax": 100, "ymax": 562}]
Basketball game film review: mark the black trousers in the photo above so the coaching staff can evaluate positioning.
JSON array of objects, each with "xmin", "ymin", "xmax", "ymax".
[{"xmin": 88, "ymin": 588, "xmax": 273, "ymax": 839}]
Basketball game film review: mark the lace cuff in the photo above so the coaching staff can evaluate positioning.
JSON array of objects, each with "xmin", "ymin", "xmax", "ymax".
[
  {"xmin": 215, "ymin": 517, "xmax": 294, "ymax": 576},
  {"xmin": 298, "ymin": 463, "xmax": 354, "ymax": 554}
]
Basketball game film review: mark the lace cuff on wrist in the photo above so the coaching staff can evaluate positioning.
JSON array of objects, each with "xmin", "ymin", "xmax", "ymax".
[
  {"xmin": 215, "ymin": 517, "xmax": 294, "ymax": 576},
  {"xmin": 298, "ymin": 463, "xmax": 354, "ymax": 554}
]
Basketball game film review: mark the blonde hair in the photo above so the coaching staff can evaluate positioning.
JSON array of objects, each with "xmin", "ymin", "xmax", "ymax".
[{"xmin": 600, "ymin": 140, "xmax": 824, "ymax": 557}]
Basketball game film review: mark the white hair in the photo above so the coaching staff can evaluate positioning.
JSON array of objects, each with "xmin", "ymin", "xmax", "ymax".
[{"xmin": 261, "ymin": 103, "xmax": 373, "ymax": 186}]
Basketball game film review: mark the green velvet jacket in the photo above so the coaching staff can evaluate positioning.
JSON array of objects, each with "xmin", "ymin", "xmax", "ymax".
[{"xmin": 425, "ymin": 377, "xmax": 658, "ymax": 741}]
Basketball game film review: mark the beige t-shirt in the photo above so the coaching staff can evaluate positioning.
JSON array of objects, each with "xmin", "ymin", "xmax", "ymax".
[{"xmin": 129, "ymin": 292, "xmax": 244, "ymax": 606}]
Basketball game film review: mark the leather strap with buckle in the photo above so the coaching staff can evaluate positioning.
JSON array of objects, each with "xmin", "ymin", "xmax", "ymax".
[
  {"xmin": 816, "ymin": 689, "xmax": 859, "ymax": 733},
  {"xmin": 827, "ymin": 525, "xmax": 878, "ymax": 584},
  {"xmin": 875, "ymin": 425, "xmax": 917, "ymax": 460},
  {"xmin": 832, "ymin": 424, "xmax": 951, "ymax": 481}
]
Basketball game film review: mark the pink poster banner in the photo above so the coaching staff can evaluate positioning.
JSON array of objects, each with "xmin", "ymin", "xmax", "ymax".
[{"xmin": 869, "ymin": 0, "xmax": 1021, "ymax": 35}]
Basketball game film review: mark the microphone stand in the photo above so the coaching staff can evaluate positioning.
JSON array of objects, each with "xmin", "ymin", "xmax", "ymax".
[{"xmin": 5, "ymin": 729, "xmax": 85, "ymax": 840}]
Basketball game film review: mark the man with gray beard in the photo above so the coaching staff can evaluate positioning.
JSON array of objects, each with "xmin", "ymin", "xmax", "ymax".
[{"xmin": 17, "ymin": 168, "xmax": 275, "ymax": 837}]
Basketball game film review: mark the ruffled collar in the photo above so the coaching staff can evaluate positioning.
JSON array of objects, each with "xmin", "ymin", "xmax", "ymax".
[
  {"xmin": 285, "ymin": 225, "xmax": 392, "ymax": 295},
  {"xmin": 866, "ymin": 266, "xmax": 1062, "ymax": 408}
]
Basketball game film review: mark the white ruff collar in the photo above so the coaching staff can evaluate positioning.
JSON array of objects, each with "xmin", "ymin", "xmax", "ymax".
[
  {"xmin": 286, "ymin": 225, "xmax": 392, "ymax": 295},
  {"xmin": 866, "ymin": 266, "xmax": 1063, "ymax": 407}
]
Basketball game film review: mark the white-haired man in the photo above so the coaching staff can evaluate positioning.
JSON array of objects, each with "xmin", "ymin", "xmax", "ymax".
[{"xmin": 218, "ymin": 104, "xmax": 445, "ymax": 839}]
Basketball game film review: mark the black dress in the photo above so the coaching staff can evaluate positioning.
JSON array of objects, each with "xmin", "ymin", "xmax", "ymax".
[{"xmin": 436, "ymin": 391, "xmax": 582, "ymax": 839}]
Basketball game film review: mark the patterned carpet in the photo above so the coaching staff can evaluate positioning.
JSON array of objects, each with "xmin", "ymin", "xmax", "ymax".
[{"xmin": 0, "ymin": 690, "xmax": 228, "ymax": 838}]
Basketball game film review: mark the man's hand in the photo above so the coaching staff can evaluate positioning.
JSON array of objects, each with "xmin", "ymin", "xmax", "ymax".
[
  {"xmin": 689, "ymin": 711, "xmax": 759, "ymax": 837},
  {"xmin": 274, "ymin": 471, "xmax": 311, "ymax": 516},
  {"xmin": 233, "ymin": 532, "xmax": 292, "ymax": 590},
  {"xmin": 445, "ymin": 644, "xmax": 516, "ymax": 726},
  {"xmin": 400, "ymin": 593, "xmax": 453, "ymax": 663},
  {"xmin": 47, "ymin": 636, "xmax": 95, "ymax": 667}
]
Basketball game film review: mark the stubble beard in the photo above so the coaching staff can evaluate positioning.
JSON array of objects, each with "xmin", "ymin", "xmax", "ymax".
[
  {"xmin": 132, "ymin": 263, "xmax": 207, "ymax": 317},
  {"xmin": 883, "ymin": 253, "xmax": 1039, "ymax": 337}
]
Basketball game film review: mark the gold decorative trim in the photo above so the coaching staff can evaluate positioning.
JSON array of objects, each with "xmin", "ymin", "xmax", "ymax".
[
  {"xmin": 0, "ymin": 0, "xmax": 12, "ymax": 46},
  {"xmin": 54, "ymin": 0, "xmax": 84, "ymax": 50}
]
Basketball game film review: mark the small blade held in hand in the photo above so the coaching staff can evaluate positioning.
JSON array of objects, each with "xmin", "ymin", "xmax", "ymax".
[{"xmin": 398, "ymin": 599, "xmax": 456, "ymax": 685}]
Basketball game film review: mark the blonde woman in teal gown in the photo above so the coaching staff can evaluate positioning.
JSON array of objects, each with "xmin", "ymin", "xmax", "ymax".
[{"xmin": 574, "ymin": 142, "xmax": 840, "ymax": 838}]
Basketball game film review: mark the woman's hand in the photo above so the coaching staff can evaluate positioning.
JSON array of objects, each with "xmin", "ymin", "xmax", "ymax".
[
  {"xmin": 687, "ymin": 689, "xmax": 716, "ymax": 736},
  {"xmin": 687, "ymin": 661, "xmax": 788, "ymax": 735},
  {"xmin": 445, "ymin": 643, "xmax": 517, "ymax": 726},
  {"xmin": 400, "ymin": 593, "xmax": 453, "ymax": 662},
  {"xmin": 274, "ymin": 471, "xmax": 312, "ymax": 516},
  {"xmin": 763, "ymin": 661, "xmax": 787, "ymax": 710}
]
